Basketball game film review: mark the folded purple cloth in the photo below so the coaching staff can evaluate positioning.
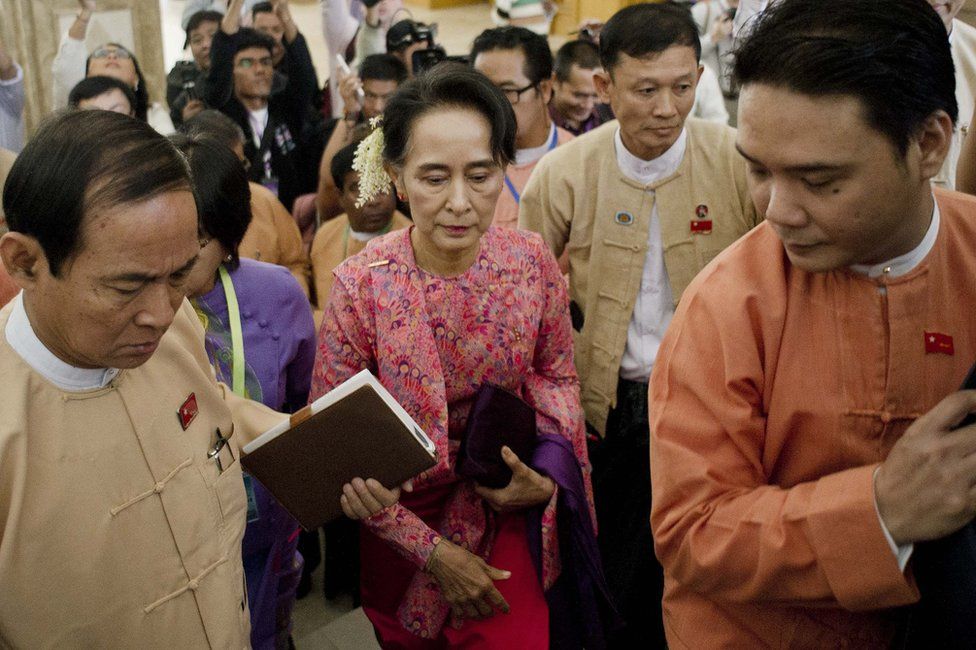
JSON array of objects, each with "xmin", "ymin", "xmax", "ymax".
[{"xmin": 528, "ymin": 434, "xmax": 620, "ymax": 650}]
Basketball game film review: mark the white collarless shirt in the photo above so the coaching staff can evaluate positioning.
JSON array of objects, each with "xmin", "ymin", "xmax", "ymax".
[
  {"xmin": 5, "ymin": 292, "xmax": 118, "ymax": 391},
  {"xmin": 850, "ymin": 199, "xmax": 940, "ymax": 280},
  {"xmin": 615, "ymin": 127, "xmax": 688, "ymax": 382},
  {"xmin": 514, "ymin": 123, "xmax": 557, "ymax": 166}
]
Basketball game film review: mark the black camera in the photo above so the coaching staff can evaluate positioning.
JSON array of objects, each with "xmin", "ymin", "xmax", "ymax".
[
  {"xmin": 386, "ymin": 19, "xmax": 437, "ymax": 53},
  {"xmin": 177, "ymin": 62, "xmax": 201, "ymax": 101},
  {"xmin": 387, "ymin": 19, "xmax": 459, "ymax": 76}
]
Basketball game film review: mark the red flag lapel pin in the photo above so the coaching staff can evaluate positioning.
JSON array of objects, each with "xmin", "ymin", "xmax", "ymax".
[
  {"xmin": 178, "ymin": 393, "xmax": 199, "ymax": 430},
  {"xmin": 691, "ymin": 204, "xmax": 712, "ymax": 234},
  {"xmin": 924, "ymin": 331, "xmax": 954, "ymax": 355}
]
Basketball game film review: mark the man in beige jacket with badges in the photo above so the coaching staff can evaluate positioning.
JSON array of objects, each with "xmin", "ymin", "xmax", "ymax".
[
  {"xmin": 519, "ymin": 4, "xmax": 759, "ymax": 647},
  {"xmin": 0, "ymin": 110, "xmax": 286, "ymax": 647}
]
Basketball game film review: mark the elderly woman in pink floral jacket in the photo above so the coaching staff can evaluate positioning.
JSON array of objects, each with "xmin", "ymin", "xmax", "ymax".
[{"xmin": 310, "ymin": 65, "xmax": 611, "ymax": 648}]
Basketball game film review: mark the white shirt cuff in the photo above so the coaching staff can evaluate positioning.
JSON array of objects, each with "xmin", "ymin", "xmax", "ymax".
[{"xmin": 873, "ymin": 467, "xmax": 914, "ymax": 572}]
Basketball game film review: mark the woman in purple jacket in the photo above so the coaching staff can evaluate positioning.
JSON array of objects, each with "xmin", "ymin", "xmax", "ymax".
[{"xmin": 174, "ymin": 133, "xmax": 316, "ymax": 649}]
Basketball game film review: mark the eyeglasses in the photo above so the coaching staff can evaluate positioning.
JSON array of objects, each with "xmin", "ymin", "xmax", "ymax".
[
  {"xmin": 500, "ymin": 82, "xmax": 537, "ymax": 105},
  {"xmin": 236, "ymin": 56, "xmax": 274, "ymax": 69},
  {"xmin": 91, "ymin": 46, "xmax": 133, "ymax": 60}
]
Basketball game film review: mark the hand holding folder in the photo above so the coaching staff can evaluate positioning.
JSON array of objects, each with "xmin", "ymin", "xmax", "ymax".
[{"xmin": 241, "ymin": 370, "xmax": 437, "ymax": 528}]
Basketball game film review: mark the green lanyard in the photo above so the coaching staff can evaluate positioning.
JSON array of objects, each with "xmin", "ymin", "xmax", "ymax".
[{"xmin": 217, "ymin": 264, "xmax": 246, "ymax": 397}]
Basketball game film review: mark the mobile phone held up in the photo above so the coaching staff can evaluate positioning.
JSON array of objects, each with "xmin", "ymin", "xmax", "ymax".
[{"xmin": 335, "ymin": 54, "xmax": 365, "ymax": 105}]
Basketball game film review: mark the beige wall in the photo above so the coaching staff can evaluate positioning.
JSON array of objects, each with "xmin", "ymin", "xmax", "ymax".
[
  {"xmin": 962, "ymin": 0, "xmax": 976, "ymax": 27},
  {"xmin": 1, "ymin": 0, "xmax": 166, "ymax": 136}
]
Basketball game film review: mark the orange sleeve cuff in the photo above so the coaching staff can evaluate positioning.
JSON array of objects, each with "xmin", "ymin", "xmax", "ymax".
[{"xmin": 807, "ymin": 464, "xmax": 919, "ymax": 611}]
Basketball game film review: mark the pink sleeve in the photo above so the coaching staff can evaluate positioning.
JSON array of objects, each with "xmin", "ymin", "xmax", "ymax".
[
  {"xmin": 364, "ymin": 505, "xmax": 442, "ymax": 569},
  {"xmin": 312, "ymin": 274, "xmax": 442, "ymax": 567},
  {"xmin": 309, "ymin": 274, "xmax": 375, "ymax": 403},
  {"xmin": 521, "ymin": 238, "xmax": 594, "ymax": 511},
  {"xmin": 521, "ymin": 238, "xmax": 595, "ymax": 585}
]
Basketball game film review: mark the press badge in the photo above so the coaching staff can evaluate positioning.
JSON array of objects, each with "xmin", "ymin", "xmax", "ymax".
[{"xmin": 243, "ymin": 473, "xmax": 260, "ymax": 523}]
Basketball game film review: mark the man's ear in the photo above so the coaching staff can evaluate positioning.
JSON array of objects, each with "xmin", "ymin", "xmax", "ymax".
[
  {"xmin": 0, "ymin": 232, "xmax": 46, "ymax": 290},
  {"xmin": 914, "ymin": 109, "xmax": 955, "ymax": 180},
  {"xmin": 593, "ymin": 69, "xmax": 612, "ymax": 104},
  {"xmin": 538, "ymin": 77, "xmax": 554, "ymax": 105}
]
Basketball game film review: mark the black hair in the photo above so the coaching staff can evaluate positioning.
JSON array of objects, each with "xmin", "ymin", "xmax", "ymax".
[
  {"xmin": 184, "ymin": 10, "xmax": 223, "ymax": 49},
  {"xmin": 330, "ymin": 141, "xmax": 360, "ymax": 192},
  {"xmin": 359, "ymin": 54, "xmax": 409, "ymax": 85},
  {"xmin": 470, "ymin": 26, "xmax": 554, "ymax": 86},
  {"xmin": 734, "ymin": 0, "xmax": 956, "ymax": 155},
  {"xmin": 233, "ymin": 28, "xmax": 275, "ymax": 58},
  {"xmin": 170, "ymin": 134, "xmax": 252, "ymax": 269},
  {"xmin": 382, "ymin": 62, "xmax": 516, "ymax": 168},
  {"xmin": 3, "ymin": 110, "xmax": 192, "ymax": 276},
  {"xmin": 251, "ymin": 1, "xmax": 275, "ymax": 19},
  {"xmin": 85, "ymin": 43, "xmax": 150, "ymax": 121},
  {"xmin": 181, "ymin": 109, "xmax": 247, "ymax": 150},
  {"xmin": 599, "ymin": 3, "xmax": 701, "ymax": 73},
  {"xmin": 68, "ymin": 75, "xmax": 137, "ymax": 115},
  {"xmin": 554, "ymin": 39, "xmax": 601, "ymax": 82}
]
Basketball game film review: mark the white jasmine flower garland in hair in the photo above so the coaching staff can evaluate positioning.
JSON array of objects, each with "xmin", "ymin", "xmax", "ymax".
[{"xmin": 352, "ymin": 117, "xmax": 390, "ymax": 208}]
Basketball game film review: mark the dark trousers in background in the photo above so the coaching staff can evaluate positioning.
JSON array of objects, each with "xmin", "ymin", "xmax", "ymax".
[
  {"xmin": 296, "ymin": 520, "xmax": 360, "ymax": 603},
  {"xmin": 587, "ymin": 377, "xmax": 667, "ymax": 649}
]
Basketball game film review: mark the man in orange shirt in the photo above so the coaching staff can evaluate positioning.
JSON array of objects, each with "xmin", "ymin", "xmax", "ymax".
[{"xmin": 650, "ymin": 0, "xmax": 976, "ymax": 646}]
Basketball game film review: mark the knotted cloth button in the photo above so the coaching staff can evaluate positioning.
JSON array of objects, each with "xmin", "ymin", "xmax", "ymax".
[
  {"xmin": 187, "ymin": 579, "xmax": 200, "ymax": 591},
  {"xmin": 154, "ymin": 482, "xmax": 166, "ymax": 493},
  {"xmin": 880, "ymin": 412, "xmax": 892, "ymax": 424}
]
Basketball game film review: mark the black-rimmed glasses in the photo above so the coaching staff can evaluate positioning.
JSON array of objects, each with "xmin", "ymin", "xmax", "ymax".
[{"xmin": 500, "ymin": 82, "xmax": 537, "ymax": 105}]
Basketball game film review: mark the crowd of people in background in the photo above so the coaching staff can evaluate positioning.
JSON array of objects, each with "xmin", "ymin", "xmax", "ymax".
[{"xmin": 3, "ymin": 0, "xmax": 976, "ymax": 648}]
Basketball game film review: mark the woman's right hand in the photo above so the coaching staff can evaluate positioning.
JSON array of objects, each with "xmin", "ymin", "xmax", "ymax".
[
  {"xmin": 426, "ymin": 539, "xmax": 511, "ymax": 620},
  {"xmin": 340, "ymin": 477, "xmax": 403, "ymax": 519}
]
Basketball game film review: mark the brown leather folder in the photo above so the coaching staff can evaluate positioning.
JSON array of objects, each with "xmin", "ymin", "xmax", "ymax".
[{"xmin": 241, "ymin": 377, "xmax": 436, "ymax": 529}]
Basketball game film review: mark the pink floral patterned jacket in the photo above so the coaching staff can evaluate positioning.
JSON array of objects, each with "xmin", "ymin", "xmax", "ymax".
[{"xmin": 310, "ymin": 226, "xmax": 595, "ymax": 636}]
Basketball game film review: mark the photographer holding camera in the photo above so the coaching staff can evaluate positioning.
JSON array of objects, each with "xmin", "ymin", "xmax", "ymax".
[
  {"xmin": 385, "ymin": 18, "xmax": 445, "ymax": 78},
  {"xmin": 167, "ymin": 10, "xmax": 223, "ymax": 128}
]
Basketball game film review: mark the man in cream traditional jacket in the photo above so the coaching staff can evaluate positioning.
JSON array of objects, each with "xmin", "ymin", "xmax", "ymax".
[
  {"xmin": 519, "ymin": 5, "xmax": 759, "ymax": 647},
  {"xmin": 0, "ymin": 111, "xmax": 285, "ymax": 647}
]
